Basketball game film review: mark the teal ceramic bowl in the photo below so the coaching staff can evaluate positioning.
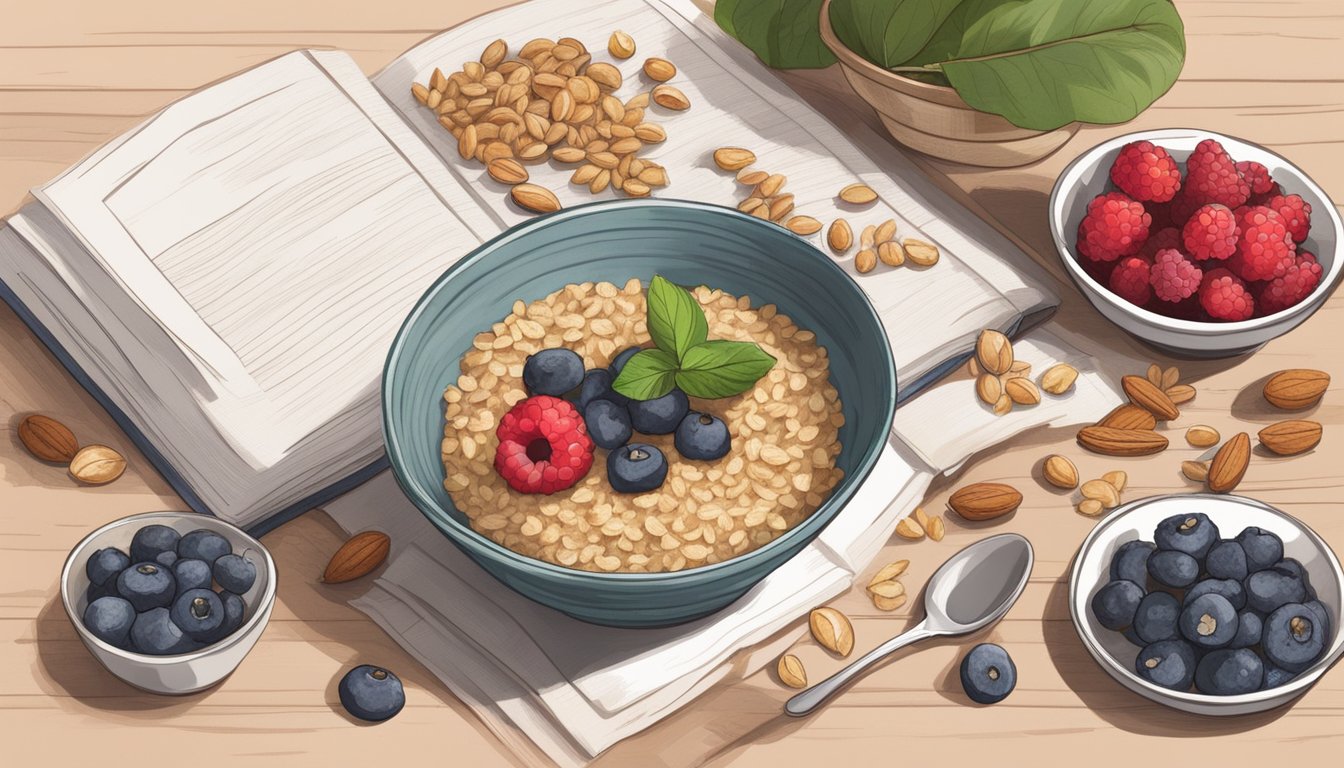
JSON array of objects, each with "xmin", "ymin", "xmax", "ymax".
[{"xmin": 382, "ymin": 199, "xmax": 896, "ymax": 627}]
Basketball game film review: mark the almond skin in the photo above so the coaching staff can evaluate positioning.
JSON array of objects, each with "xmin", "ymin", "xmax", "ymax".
[
  {"xmin": 68, "ymin": 444, "xmax": 125, "ymax": 485},
  {"xmin": 1257, "ymin": 420, "xmax": 1322, "ymax": 456},
  {"xmin": 1207, "ymin": 432, "xmax": 1251, "ymax": 493},
  {"xmin": 18, "ymin": 414, "xmax": 79, "ymax": 463},
  {"xmin": 1263, "ymin": 369, "xmax": 1330, "ymax": 410},
  {"xmin": 1042, "ymin": 455, "xmax": 1079, "ymax": 489},
  {"xmin": 975, "ymin": 329, "xmax": 1013, "ymax": 375},
  {"xmin": 948, "ymin": 482, "xmax": 1022, "ymax": 521},
  {"xmin": 1077, "ymin": 425, "xmax": 1168, "ymax": 456},
  {"xmin": 1098, "ymin": 404, "xmax": 1157, "ymax": 431},
  {"xmin": 323, "ymin": 531, "xmax": 391, "ymax": 583},
  {"xmin": 1121, "ymin": 375, "xmax": 1180, "ymax": 420}
]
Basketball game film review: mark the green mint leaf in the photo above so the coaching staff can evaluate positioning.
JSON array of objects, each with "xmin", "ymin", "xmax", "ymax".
[
  {"xmin": 646, "ymin": 275, "xmax": 708, "ymax": 363},
  {"xmin": 612, "ymin": 348, "xmax": 679, "ymax": 401},
  {"xmin": 674, "ymin": 340, "xmax": 776, "ymax": 399}
]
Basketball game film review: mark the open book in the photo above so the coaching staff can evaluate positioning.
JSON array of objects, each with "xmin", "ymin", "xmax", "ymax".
[{"xmin": 0, "ymin": 0, "xmax": 1055, "ymax": 533}]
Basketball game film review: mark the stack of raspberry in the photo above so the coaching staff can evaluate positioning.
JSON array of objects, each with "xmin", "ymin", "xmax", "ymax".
[{"xmin": 1074, "ymin": 138, "xmax": 1319, "ymax": 321}]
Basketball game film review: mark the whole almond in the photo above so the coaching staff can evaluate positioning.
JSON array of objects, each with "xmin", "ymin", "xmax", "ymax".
[
  {"xmin": 758, "ymin": 173, "xmax": 786, "ymax": 198},
  {"xmin": 975, "ymin": 329, "xmax": 1014, "ymax": 375},
  {"xmin": 786, "ymin": 215, "xmax": 822, "ymax": 235},
  {"xmin": 1166, "ymin": 384, "xmax": 1197, "ymax": 404},
  {"xmin": 1207, "ymin": 432, "xmax": 1251, "ymax": 493},
  {"xmin": 838, "ymin": 183, "xmax": 877, "ymax": 204},
  {"xmin": 948, "ymin": 482, "xmax": 1022, "ymax": 521},
  {"xmin": 737, "ymin": 168, "xmax": 767, "ymax": 185},
  {"xmin": 1263, "ymin": 369, "xmax": 1330, "ymax": 410},
  {"xmin": 1161, "ymin": 366, "xmax": 1181, "ymax": 390},
  {"xmin": 868, "ymin": 560, "xmax": 909, "ymax": 587},
  {"xmin": 873, "ymin": 218, "xmax": 897, "ymax": 244},
  {"xmin": 877, "ymin": 241, "xmax": 905, "ymax": 266},
  {"xmin": 827, "ymin": 219, "xmax": 853, "ymax": 253},
  {"xmin": 1122, "ymin": 375, "xmax": 1180, "ymax": 420},
  {"xmin": 1186, "ymin": 425, "xmax": 1221, "ymax": 448},
  {"xmin": 510, "ymin": 183, "xmax": 561, "ymax": 213},
  {"xmin": 926, "ymin": 515, "xmax": 946, "ymax": 541},
  {"xmin": 1081, "ymin": 479, "xmax": 1121, "ymax": 508},
  {"xmin": 480, "ymin": 39, "xmax": 507, "ymax": 68},
  {"xmin": 1182, "ymin": 461, "xmax": 1210, "ymax": 482},
  {"xmin": 642, "ymin": 57, "xmax": 677, "ymax": 82},
  {"xmin": 894, "ymin": 516, "xmax": 925, "ymax": 540},
  {"xmin": 777, "ymin": 654, "xmax": 807, "ymax": 688},
  {"xmin": 651, "ymin": 84, "xmax": 690, "ymax": 110},
  {"xmin": 1258, "ymin": 420, "xmax": 1322, "ymax": 456},
  {"xmin": 1040, "ymin": 363, "xmax": 1079, "ymax": 395},
  {"xmin": 69, "ymin": 444, "xmax": 125, "ymax": 485},
  {"xmin": 18, "ymin": 414, "xmax": 79, "ymax": 463},
  {"xmin": 868, "ymin": 580, "xmax": 906, "ymax": 599},
  {"xmin": 902, "ymin": 239, "xmax": 940, "ymax": 267},
  {"xmin": 633, "ymin": 123, "xmax": 667, "ymax": 143},
  {"xmin": 976, "ymin": 373, "xmax": 1002, "ymax": 406},
  {"xmin": 587, "ymin": 63, "xmax": 623, "ymax": 91},
  {"xmin": 872, "ymin": 593, "xmax": 908, "ymax": 611},
  {"xmin": 1005, "ymin": 378, "xmax": 1041, "ymax": 406},
  {"xmin": 487, "ymin": 158, "xmax": 528, "ymax": 184},
  {"xmin": 323, "ymin": 530, "xmax": 391, "ymax": 583},
  {"xmin": 1007, "ymin": 360, "xmax": 1032, "ymax": 378},
  {"xmin": 809, "ymin": 607, "xmax": 854, "ymax": 656},
  {"xmin": 1077, "ymin": 499, "xmax": 1104, "ymax": 517},
  {"xmin": 1099, "ymin": 404, "xmax": 1157, "ymax": 431},
  {"xmin": 1102, "ymin": 470, "xmax": 1128, "ymax": 493},
  {"xmin": 1077, "ymin": 426, "xmax": 1168, "ymax": 456},
  {"xmin": 993, "ymin": 394, "xmax": 1012, "ymax": 415},
  {"xmin": 713, "ymin": 147, "xmax": 755, "ymax": 171},
  {"xmin": 855, "ymin": 248, "xmax": 877, "ymax": 274},
  {"xmin": 1145, "ymin": 363, "xmax": 1163, "ymax": 386},
  {"xmin": 1042, "ymin": 455, "xmax": 1079, "ymax": 489},
  {"xmin": 608, "ymin": 30, "xmax": 636, "ymax": 59}
]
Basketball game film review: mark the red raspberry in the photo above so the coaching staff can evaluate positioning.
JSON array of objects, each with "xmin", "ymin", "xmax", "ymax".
[
  {"xmin": 1150, "ymin": 248, "xmax": 1204, "ymax": 303},
  {"xmin": 1248, "ymin": 182, "xmax": 1284, "ymax": 207},
  {"xmin": 1263, "ymin": 194, "xmax": 1312, "ymax": 243},
  {"xmin": 493, "ymin": 395, "xmax": 593, "ymax": 495},
  {"xmin": 1182, "ymin": 139, "xmax": 1250, "ymax": 210},
  {"xmin": 1181, "ymin": 204, "xmax": 1239, "ymax": 261},
  {"xmin": 1258, "ymin": 251, "xmax": 1323, "ymax": 315},
  {"xmin": 1228, "ymin": 205, "xmax": 1295, "ymax": 281},
  {"xmin": 1108, "ymin": 255, "xmax": 1153, "ymax": 306},
  {"xmin": 1077, "ymin": 192, "xmax": 1151, "ymax": 262},
  {"xmin": 1235, "ymin": 161, "xmax": 1276, "ymax": 196},
  {"xmin": 1140, "ymin": 227, "xmax": 1183, "ymax": 259},
  {"xmin": 1110, "ymin": 140, "xmax": 1182, "ymax": 202},
  {"xmin": 1199, "ymin": 268, "xmax": 1255, "ymax": 321}
]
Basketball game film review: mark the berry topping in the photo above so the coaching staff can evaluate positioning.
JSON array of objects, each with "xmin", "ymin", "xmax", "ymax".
[
  {"xmin": 1228, "ymin": 206, "xmax": 1295, "ymax": 281},
  {"xmin": 1181, "ymin": 204, "xmax": 1239, "ymax": 261},
  {"xmin": 607, "ymin": 443, "xmax": 668, "ymax": 493},
  {"xmin": 1108, "ymin": 255, "xmax": 1153, "ymax": 306},
  {"xmin": 583, "ymin": 398, "xmax": 633, "ymax": 450},
  {"xmin": 1182, "ymin": 139, "xmax": 1251, "ymax": 210},
  {"xmin": 1110, "ymin": 140, "xmax": 1182, "ymax": 202},
  {"xmin": 1263, "ymin": 194, "xmax": 1312, "ymax": 243},
  {"xmin": 1077, "ymin": 192, "xmax": 1151, "ymax": 262},
  {"xmin": 627, "ymin": 388, "xmax": 690, "ymax": 434},
  {"xmin": 1199, "ymin": 268, "xmax": 1255, "ymax": 321},
  {"xmin": 1258, "ymin": 251, "xmax": 1323, "ymax": 315},
  {"xmin": 493, "ymin": 395, "xmax": 593, "ymax": 494},
  {"xmin": 1150, "ymin": 248, "xmax": 1204, "ymax": 303},
  {"xmin": 674, "ymin": 411, "xmax": 731, "ymax": 460},
  {"xmin": 1235, "ymin": 161, "xmax": 1276, "ymax": 196},
  {"xmin": 522, "ymin": 348, "xmax": 585, "ymax": 396}
]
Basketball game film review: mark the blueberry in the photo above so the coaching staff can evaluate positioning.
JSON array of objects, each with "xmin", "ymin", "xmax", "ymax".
[
  {"xmin": 1147, "ymin": 550, "xmax": 1200, "ymax": 588},
  {"xmin": 86, "ymin": 579, "xmax": 117, "ymax": 603},
  {"xmin": 1303, "ymin": 599, "xmax": 1331, "ymax": 637},
  {"xmin": 1184, "ymin": 578, "xmax": 1246, "ymax": 611},
  {"xmin": 83, "ymin": 596, "xmax": 136, "ymax": 648},
  {"xmin": 1264, "ymin": 603, "xmax": 1327, "ymax": 673},
  {"xmin": 1262, "ymin": 663, "xmax": 1297, "ymax": 690},
  {"xmin": 1195, "ymin": 648, "xmax": 1263, "ymax": 695},
  {"xmin": 1229, "ymin": 610, "xmax": 1264, "ymax": 649},
  {"xmin": 1205, "ymin": 540, "xmax": 1248, "ymax": 581},
  {"xmin": 1091, "ymin": 580, "xmax": 1144, "ymax": 630},
  {"xmin": 607, "ymin": 443, "xmax": 668, "ymax": 493},
  {"xmin": 1245, "ymin": 567, "xmax": 1308, "ymax": 614},
  {"xmin": 130, "ymin": 607, "xmax": 202, "ymax": 655},
  {"xmin": 1133, "ymin": 591, "xmax": 1181, "ymax": 644},
  {"xmin": 576, "ymin": 368, "xmax": 626, "ymax": 410},
  {"xmin": 173, "ymin": 558, "xmax": 213, "ymax": 596},
  {"xmin": 86, "ymin": 547, "xmax": 130, "ymax": 587},
  {"xmin": 674, "ymin": 412, "xmax": 731, "ymax": 460},
  {"xmin": 523, "ymin": 348, "xmax": 584, "ymax": 396},
  {"xmin": 1109, "ymin": 540, "xmax": 1155, "ymax": 586},
  {"xmin": 211, "ymin": 591, "xmax": 248, "ymax": 642},
  {"xmin": 1122, "ymin": 626, "xmax": 1144, "ymax": 647},
  {"xmin": 958, "ymin": 643, "xmax": 1016, "ymax": 704},
  {"xmin": 1235, "ymin": 527, "xmax": 1284, "ymax": 572},
  {"xmin": 1180, "ymin": 593, "xmax": 1240, "ymax": 649},
  {"xmin": 609, "ymin": 346, "xmax": 641, "ymax": 376},
  {"xmin": 154, "ymin": 550, "xmax": 178, "ymax": 568},
  {"xmin": 1154, "ymin": 513, "xmax": 1219, "ymax": 559},
  {"xmin": 170, "ymin": 588, "xmax": 225, "ymax": 642},
  {"xmin": 177, "ymin": 529, "xmax": 231, "ymax": 564},
  {"xmin": 212, "ymin": 554, "xmax": 257, "ymax": 594},
  {"xmin": 130, "ymin": 524, "xmax": 181, "ymax": 563},
  {"xmin": 1134, "ymin": 639, "xmax": 1198, "ymax": 691},
  {"xmin": 627, "ymin": 388, "xmax": 688, "ymax": 434},
  {"xmin": 583, "ymin": 399, "xmax": 633, "ymax": 450},
  {"xmin": 1273, "ymin": 558, "xmax": 1315, "ymax": 599},
  {"xmin": 338, "ymin": 665, "xmax": 406, "ymax": 722},
  {"xmin": 116, "ymin": 562, "xmax": 176, "ymax": 612}
]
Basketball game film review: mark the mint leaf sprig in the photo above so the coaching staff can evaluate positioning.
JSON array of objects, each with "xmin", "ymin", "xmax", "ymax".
[{"xmin": 613, "ymin": 275, "xmax": 775, "ymax": 401}]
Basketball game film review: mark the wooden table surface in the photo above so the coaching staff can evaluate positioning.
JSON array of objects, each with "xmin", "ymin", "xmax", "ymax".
[{"xmin": 3, "ymin": 0, "xmax": 1343, "ymax": 764}]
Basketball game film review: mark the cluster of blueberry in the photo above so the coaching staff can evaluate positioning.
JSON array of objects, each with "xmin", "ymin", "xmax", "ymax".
[
  {"xmin": 1092, "ymin": 513, "xmax": 1330, "ymax": 695},
  {"xmin": 82, "ymin": 524, "xmax": 255, "ymax": 655},
  {"xmin": 522, "ymin": 346, "xmax": 731, "ymax": 493}
]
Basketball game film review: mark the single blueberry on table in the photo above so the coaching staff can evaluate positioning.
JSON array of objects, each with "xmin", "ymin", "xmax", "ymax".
[
  {"xmin": 1205, "ymin": 540, "xmax": 1249, "ymax": 581},
  {"xmin": 1091, "ymin": 580, "xmax": 1145, "ymax": 631},
  {"xmin": 1262, "ymin": 663, "xmax": 1297, "ymax": 690},
  {"xmin": 674, "ymin": 412, "xmax": 731, "ymax": 460},
  {"xmin": 576, "ymin": 368, "xmax": 626, "ymax": 411},
  {"xmin": 607, "ymin": 443, "xmax": 668, "ymax": 493},
  {"xmin": 1236, "ymin": 527, "xmax": 1284, "ymax": 572},
  {"xmin": 1154, "ymin": 512, "xmax": 1219, "ymax": 559},
  {"xmin": 1195, "ymin": 648, "xmax": 1264, "ymax": 695},
  {"xmin": 1179, "ymin": 593, "xmax": 1240, "ymax": 649},
  {"xmin": 177, "ymin": 529, "xmax": 231, "ymax": 564},
  {"xmin": 1133, "ymin": 591, "xmax": 1181, "ymax": 644},
  {"xmin": 1134, "ymin": 639, "xmax": 1198, "ymax": 691},
  {"xmin": 523, "ymin": 348, "xmax": 585, "ymax": 396},
  {"xmin": 173, "ymin": 558, "xmax": 213, "ymax": 596},
  {"xmin": 1245, "ymin": 567, "xmax": 1308, "ymax": 614},
  {"xmin": 154, "ymin": 550, "xmax": 178, "ymax": 568},
  {"xmin": 170, "ymin": 588, "xmax": 225, "ymax": 642},
  {"xmin": 958, "ymin": 643, "xmax": 1017, "ymax": 704},
  {"xmin": 86, "ymin": 546, "xmax": 130, "ymax": 587},
  {"xmin": 583, "ymin": 399, "xmax": 633, "ymax": 450},
  {"xmin": 338, "ymin": 665, "xmax": 406, "ymax": 722},
  {"xmin": 1147, "ymin": 549, "xmax": 1200, "ymax": 589},
  {"xmin": 116, "ymin": 562, "xmax": 175, "ymax": 612},
  {"xmin": 83, "ymin": 596, "xmax": 136, "ymax": 648},
  {"xmin": 1109, "ymin": 540, "xmax": 1155, "ymax": 586},
  {"xmin": 212, "ymin": 553, "xmax": 257, "ymax": 595},
  {"xmin": 1184, "ymin": 578, "xmax": 1247, "ymax": 611},
  {"xmin": 129, "ymin": 607, "xmax": 202, "ymax": 655},
  {"xmin": 129, "ymin": 524, "xmax": 181, "ymax": 564},
  {"xmin": 609, "ymin": 346, "xmax": 641, "ymax": 376},
  {"xmin": 1229, "ymin": 610, "xmax": 1264, "ymax": 650},
  {"xmin": 1264, "ymin": 603, "xmax": 1327, "ymax": 673},
  {"xmin": 627, "ymin": 388, "xmax": 689, "ymax": 434}
]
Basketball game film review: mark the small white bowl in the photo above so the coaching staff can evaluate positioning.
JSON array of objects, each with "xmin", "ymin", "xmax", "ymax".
[
  {"xmin": 60, "ymin": 511, "xmax": 276, "ymax": 695},
  {"xmin": 1049, "ymin": 128, "xmax": 1343, "ymax": 357},
  {"xmin": 1070, "ymin": 494, "xmax": 1343, "ymax": 715}
]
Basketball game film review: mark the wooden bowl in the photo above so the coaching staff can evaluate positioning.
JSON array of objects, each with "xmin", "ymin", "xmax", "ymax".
[{"xmin": 817, "ymin": 0, "xmax": 1078, "ymax": 167}]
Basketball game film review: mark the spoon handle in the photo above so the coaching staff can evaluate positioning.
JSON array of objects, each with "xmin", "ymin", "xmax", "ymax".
[{"xmin": 784, "ymin": 622, "xmax": 937, "ymax": 717}]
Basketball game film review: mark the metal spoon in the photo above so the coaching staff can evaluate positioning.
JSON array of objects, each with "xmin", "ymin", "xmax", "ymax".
[{"xmin": 784, "ymin": 532, "xmax": 1034, "ymax": 716}]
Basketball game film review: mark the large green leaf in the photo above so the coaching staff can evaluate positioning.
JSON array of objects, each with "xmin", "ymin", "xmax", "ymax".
[
  {"xmin": 827, "ymin": 0, "xmax": 966, "ymax": 69},
  {"xmin": 714, "ymin": 0, "xmax": 837, "ymax": 69},
  {"xmin": 904, "ymin": 0, "xmax": 1185, "ymax": 131}
]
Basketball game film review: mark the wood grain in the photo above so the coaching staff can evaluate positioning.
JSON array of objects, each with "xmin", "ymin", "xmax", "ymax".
[{"xmin": 2, "ymin": 0, "xmax": 1343, "ymax": 765}]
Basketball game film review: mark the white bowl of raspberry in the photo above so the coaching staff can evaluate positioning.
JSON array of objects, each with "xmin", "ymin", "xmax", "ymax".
[{"xmin": 1049, "ymin": 128, "xmax": 1342, "ymax": 357}]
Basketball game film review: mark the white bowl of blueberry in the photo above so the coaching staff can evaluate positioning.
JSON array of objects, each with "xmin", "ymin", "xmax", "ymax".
[
  {"xmin": 1070, "ymin": 493, "xmax": 1343, "ymax": 715},
  {"xmin": 59, "ymin": 511, "xmax": 276, "ymax": 694}
]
